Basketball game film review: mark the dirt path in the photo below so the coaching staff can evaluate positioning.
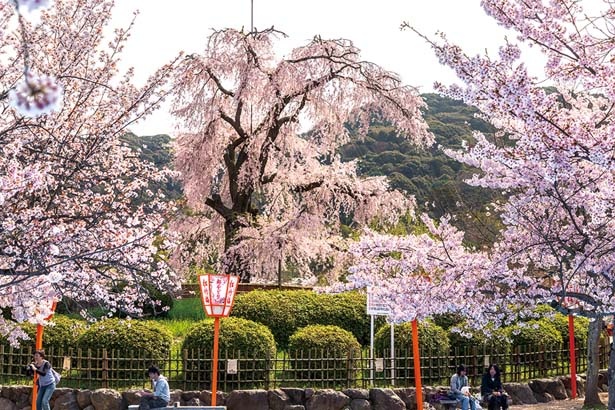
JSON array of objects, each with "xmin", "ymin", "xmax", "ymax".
[{"xmin": 510, "ymin": 393, "xmax": 608, "ymax": 409}]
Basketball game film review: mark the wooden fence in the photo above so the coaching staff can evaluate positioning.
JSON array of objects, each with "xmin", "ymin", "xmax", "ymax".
[{"xmin": 0, "ymin": 340, "xmax": 608, "ymax": 391}]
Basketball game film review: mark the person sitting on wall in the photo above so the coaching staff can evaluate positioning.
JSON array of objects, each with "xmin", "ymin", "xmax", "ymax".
[
  {"xmin": 451, "ymin": 364, "xmax": 477, "ymax": 410},
  {"xmin": 139, "ymin": 366, "xmax": 170, "ymax": 410},
  {"xmin": 481, "ymin": 363, "xmax": 509, "ymax": 410}
]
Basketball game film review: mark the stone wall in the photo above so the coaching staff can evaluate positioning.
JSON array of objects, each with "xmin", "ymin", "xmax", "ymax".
[{"xmin": 0, "ymin": 373, "xmax": 603, "ymax": 410}]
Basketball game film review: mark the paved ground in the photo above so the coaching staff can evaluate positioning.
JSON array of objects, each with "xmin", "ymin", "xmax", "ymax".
[{"xmin": 510, "ymin": 393, "xmax": 608, "ymax": 409}]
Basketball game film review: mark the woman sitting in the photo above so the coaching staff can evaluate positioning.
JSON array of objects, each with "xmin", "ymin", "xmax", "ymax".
[{"xmin": 480, "ymin": 364, "xmax": 509, "ymax": 410}]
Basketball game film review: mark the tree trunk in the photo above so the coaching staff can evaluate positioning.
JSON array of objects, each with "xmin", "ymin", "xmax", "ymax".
[
  {"xmin": 222, "ymin": 218, "xmax": 252, "ymax": 283},
  {"xmin": 608, "ymin": 337, "xmax": 615, "ymax": 410},
  {"xmin": 584, "ymin": 318, "xmax": 603, "ymax": 407}
]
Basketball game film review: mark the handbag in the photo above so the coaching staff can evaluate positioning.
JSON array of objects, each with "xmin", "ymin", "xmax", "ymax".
[{"xmin": 51, "ymin": 368, "xmax": 61, "ymax": 385}]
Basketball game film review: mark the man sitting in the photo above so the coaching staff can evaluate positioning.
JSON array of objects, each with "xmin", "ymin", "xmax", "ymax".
[{"xmin": 139, "ymin": 366, "xmax": 170, "ymax": 410}]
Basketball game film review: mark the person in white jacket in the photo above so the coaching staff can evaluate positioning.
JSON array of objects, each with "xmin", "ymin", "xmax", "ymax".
[{"xmin": 139, "ymin": 366, "xmax": 170, "ymax": 410}]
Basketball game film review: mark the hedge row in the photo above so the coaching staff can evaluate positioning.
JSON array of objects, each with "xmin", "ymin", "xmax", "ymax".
[
  {"xmin": 231, "ymin": 290, "xmax": 590, "ymax": 352},
  {"xmin": 230, "ymin": 290, "xmax": 375, "ymax": 348}
]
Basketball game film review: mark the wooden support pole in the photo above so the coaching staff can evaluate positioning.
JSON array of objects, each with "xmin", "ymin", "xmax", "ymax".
[{"xmin": 412, "ymin": 319, "xmax": 423, "ymax": 410}]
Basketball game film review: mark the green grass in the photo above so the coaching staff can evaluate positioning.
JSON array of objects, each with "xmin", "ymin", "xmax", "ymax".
[{"xmin": 167, "ymin": 297, "xmax": 204, "ymax": 320}]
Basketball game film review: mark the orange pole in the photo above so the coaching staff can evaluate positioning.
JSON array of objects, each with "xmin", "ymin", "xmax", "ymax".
[
  {"xmin": 32, "ymin": 301, "xmax": 57, "ymax": 410},
  {"xmin": 568, "ymin": 314, "xmax": 577, "ymax": 399},
  {"xmin": 412, "ymin": 319, "xmax": 423, "ymax": 410},
  {"xmin": 211, "ymin": 317, "xmax": 220, "ymax": 406}
]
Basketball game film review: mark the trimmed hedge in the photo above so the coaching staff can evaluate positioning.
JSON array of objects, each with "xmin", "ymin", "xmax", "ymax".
[
  {"xmin": 374, "ymin": 321, "xmax": 450, "ymax": 355},
  {"xmin": 77, "ymin": 318, "xmax": 172, "ymax": 378},
  {"xmin": 288, "ymin": 325, "xmax": 361, "ymax": 382},
  {"xmin": 231, "ymin": 290, "xmax": 372, "ymax": 348},
  {"xmin": 507, "ymin": 320, "xmax": 562, "ymax": 347},
  {"xmin": 182, "ymin": 317, "xmax": 276, "ymax": 389},
  {"xmin": 20, "ymin": 315, "xmax": 87, "ymax": 349},
  {"xmin": 448, "ymin": 322, "xmax": 511, "ymax": 354}
]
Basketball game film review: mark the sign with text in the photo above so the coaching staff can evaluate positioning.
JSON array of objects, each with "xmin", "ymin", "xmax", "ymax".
[
  {"xmin": 227, "ymin": 359, "xmax": 238, "ymax": 374},
  {"xmin": 366, "ymin": 287, "xmax": 391, "ymax": 316}
]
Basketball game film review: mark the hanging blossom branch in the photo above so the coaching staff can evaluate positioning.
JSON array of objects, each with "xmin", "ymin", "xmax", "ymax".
[{"xmin": 8, "ymin": 0, "xmax": 63, "ymax": 117}]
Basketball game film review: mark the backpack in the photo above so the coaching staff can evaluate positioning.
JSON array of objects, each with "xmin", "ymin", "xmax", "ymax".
[{"xmin": 51, "ymin": 368, "xmax": 61, "ymax": 385}]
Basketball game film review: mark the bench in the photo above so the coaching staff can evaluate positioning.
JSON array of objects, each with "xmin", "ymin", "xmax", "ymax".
[
  {"xmin": 432, "ymin": 398, "xmax": 460, "ymax": 410},
  {"xmin": 128, "ymin": 406, "xmax": 226, "ymax": 410}
]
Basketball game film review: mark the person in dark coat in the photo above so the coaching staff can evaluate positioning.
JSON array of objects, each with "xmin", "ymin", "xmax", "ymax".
[{"xmin": 480, "ymin": 364, "xmax": 508, "ymax": 410}]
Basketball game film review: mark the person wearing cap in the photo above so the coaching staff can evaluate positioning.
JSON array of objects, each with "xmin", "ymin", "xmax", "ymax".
[{"xmin": 451, "ymin": 364, "xmax": 476, "ymax": 410}]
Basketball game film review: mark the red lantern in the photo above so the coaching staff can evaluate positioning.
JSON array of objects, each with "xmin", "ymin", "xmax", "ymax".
[
  {"xmin": 198, "ymin": 274, "xmax": 239, "ymax": 317},
  {"xmin": 198, "ymin": 273, "xmax": 239, "ymax": 406}
]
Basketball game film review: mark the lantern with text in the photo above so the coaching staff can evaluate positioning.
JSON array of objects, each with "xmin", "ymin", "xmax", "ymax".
[{"xmin": 198, "ymin": 274, "xmax": 239, "ymax": 406}]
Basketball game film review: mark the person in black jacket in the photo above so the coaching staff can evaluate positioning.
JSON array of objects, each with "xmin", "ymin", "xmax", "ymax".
[{"xmin": 480, "ymin": 364, "xmax": 508, "ymax": 410}]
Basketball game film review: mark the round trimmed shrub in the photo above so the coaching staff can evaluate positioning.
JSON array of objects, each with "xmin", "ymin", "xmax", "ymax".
[
  {"xmin": 433, "ymin": 313, "xmax": 465, "ymax": 330},
  {"xmin": 77, "ymin": 318, "xmax": 172, "ymax": 379},
  {"xmin": 375, "ymin": 321, "xmax": 449, "ymax": 354},
  {"xmin": 231, "ymin": 290, "xmax": 373, "ymax": 348},
  {"xmin": 530, "ymin": 304, "xmax": 589, "ymax": 346},
  {"xmin": 447, "ymin": 321, "xmax": 511, "ymax": 355},
  {"xmin": 21, "ymin": 315, "xmax": 87, "ymax": 350},
  {"xmin": 182, "ymin": 317, "xmax": 276, "ymax": 389},
  {"xmin": 507, "ymin": 320, "xmax": 562, "ymax": 347},
  {"xmin": 375, "ymin": 321, "xmax": 449, "ymax": 380},
  {"xmin": 288, "ymin": 325, "xmax": 361, "ymax": 382}
]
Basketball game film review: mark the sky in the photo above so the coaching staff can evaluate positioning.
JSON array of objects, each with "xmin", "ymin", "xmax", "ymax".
[{"xmin": 110, "ymin": 0, "xmax": 545, "ymax": 136}]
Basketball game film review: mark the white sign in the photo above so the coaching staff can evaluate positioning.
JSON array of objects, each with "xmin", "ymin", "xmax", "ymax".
[
  {"xmin": 366, "ymin": 287, "xmax": 391, "ymax": 316},
  {"xmin": 62, "ymin": 356, "xmax": 71, "ymax": 371},
  {"xmin": 226, "ymin": 359, "xmax": 238, "ymax": 374},
  {"xmin": 375, "ymin": 358, "xmax": 384, "ymax": 372}
]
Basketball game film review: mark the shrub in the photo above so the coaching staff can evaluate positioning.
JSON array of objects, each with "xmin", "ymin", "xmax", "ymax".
[
  {"xmin": 77, "ymin": 318, "xmax": 172, "ymax": 379},
  {"xmin": 181, "ymin": 317, "xmax": 276, "ymax": 389},
  {"xmin": 448, "ymin": 321, "xmax": 511, "ymax": 355},
  {"xmin": 288, "ymin": 325, "xmax": 361, "ymax": 382},
  {"xmin": 375, "ymin": 321, "xmax": 449, "ymax": 355},
  {"xmin": 20, "ymin": 315, "xmax": 87, "ymax": 350},
  {"xmin": 433, "ymin": 312, "xmax": 465, "ymax": 330},
  {"xmin": 530, "ymin": 305, "xmax": 589, "ymax": 346},
  {"xmin": 231, "ymin": 290, "xmax": 373, "ymax": 348},
  {"xmin": 507, "ymin": 320, "xmax": 562, "ymax": 347},
  {"xmin": 374, "ymin": 321, "xmax": 449, "ymax": 380}
]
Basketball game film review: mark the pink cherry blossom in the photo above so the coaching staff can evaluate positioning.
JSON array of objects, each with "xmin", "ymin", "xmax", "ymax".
[
  {"xmin": 0, "ymin": 0, "xmax": 181, "ymax": 344},
  {"xmin": 403, "ymin": 0, "xmax": 615, "ymax": 406},
  {"xmin": 15, "ymin": 0, "xmax": 53, "ymax": 12},
  {"xmin": 169, "ymin": 28, "xmax": 432, "ymax": 283},
  {"xmin": 8, "ymin": 73, "xmax": 63, "ymax": 117}
]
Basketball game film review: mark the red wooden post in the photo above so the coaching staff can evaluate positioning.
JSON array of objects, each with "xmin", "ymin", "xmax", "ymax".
[
  {"xmin": 211, "ymin": 317, "xmax": 220, "ymax": 406},
  {"xmin": 568, "ymin": 314, "xmax": 577, "ymax": 399},
  {"xmin": 412, "ymin": 319, "xmax": 423, "ymax": 410}
]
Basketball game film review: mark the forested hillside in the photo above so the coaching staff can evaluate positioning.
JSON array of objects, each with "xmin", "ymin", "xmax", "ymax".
[{"xmin": 340, "ymin": 93, "xmax": 502, "ymax": 247}]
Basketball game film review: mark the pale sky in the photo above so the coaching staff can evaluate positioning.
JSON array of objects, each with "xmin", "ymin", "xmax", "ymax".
[{"xmin": 110, "ymin": 0, "xmax": 545, "ymax": 136}]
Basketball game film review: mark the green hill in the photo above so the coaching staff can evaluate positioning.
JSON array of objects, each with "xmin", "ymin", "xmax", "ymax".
[{"xmin": 340, "ymin": 93, "xmax": 502, "ymax": 247}]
